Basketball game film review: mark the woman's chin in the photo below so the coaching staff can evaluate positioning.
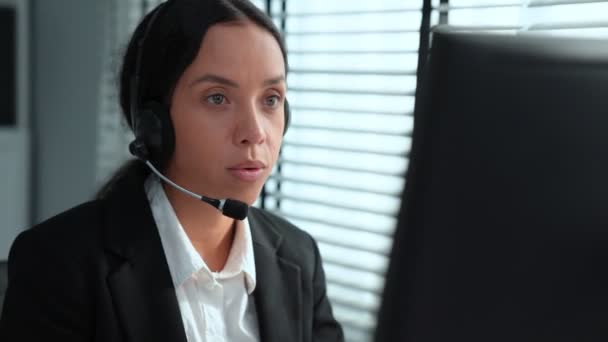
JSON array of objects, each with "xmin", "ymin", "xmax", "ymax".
[{"xmin": 224, "ymin": 185, "xmax": 264, "ymax": 206}]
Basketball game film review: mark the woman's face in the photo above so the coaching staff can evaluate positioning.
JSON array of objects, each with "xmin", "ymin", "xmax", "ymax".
[{"xmin": 167, "ymin": 21, "xmax": 286, "ymax": 205}]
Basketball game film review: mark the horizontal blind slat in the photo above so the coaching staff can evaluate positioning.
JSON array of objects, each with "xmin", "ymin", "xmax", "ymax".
[
  {"xmin": 269, "ymin": 209, "xmax": 396, "ymax": 236},
  {"xmin": 328, "ymin": 283, "xmax": 382, "ymax": 311},
  {"xmin": 528, "ymin": 0, "xmax": 608, "ymax": 7},
  {"xmin": 288, "ymin": 124, "xmax": 411, "ymax": 137},
  {"xmin": 286, "ymin": 29, "xmax": 420, "ymax": 35},
  {"xmin": 320, "ymin": 257, "xmax": 388, "ymax": 276},
  {"xmin": 271, "ymin": 8, "xmax": 423, "ymax": 18},
  {"xmin": 289, "ymin": 87, "xmax": 415, "ymax": 97},
  {"xmin": 289, "ymin": 68, "xmax": 417, "ymax": 76},
  {"xmin": 290, "ymin": 105, "xmax": 412, "ymax": 116},
  {"xmin": 437, "ymin": 2, "xmax": 522, "ymax": 11},
  {"xmin": 268, "ymin": 175, "xmax": 403, "ymax": 197},
  {"xmin": 289, "ymin": 49, "xmax": 419, "ymax": 54},
  {"xmin": 280, "ymin": 148, "xmax": 408, "ymax": 179},
  {"xmin": 266, "ymin": 193, "xmax": 398, "ymax": 216},
  {"xmin": 278, "ymin": 158, "xmax": 407, "ymax": 177},
  {"xmin": 282, "ymin": 141, "xmax": 409, "ymax": 157}
]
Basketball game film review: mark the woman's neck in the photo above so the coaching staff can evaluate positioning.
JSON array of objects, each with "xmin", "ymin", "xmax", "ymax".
[{"xmin": 162, "ymin": 182, "xmax": 236, "ymax": 272}]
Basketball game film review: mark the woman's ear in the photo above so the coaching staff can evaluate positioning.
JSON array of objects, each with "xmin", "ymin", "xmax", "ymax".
[{"xmin": 283, "ymin": 99, "xmax": 291, "ymax": 135}]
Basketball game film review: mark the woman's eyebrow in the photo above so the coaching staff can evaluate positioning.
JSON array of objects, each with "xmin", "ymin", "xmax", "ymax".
[
  {"xmin": 189, "ymin": 74, "xmax": 285, "ymax": 88},
  {"xmin": 263, "ymin": 75, "xmax": 285, "ymax": 86},
  {"xmin": 190, "ymin": 74, "xmax": 239, "ymax": 88}
]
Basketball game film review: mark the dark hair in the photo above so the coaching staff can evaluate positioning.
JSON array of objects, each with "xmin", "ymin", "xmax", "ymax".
[{"xmin": 96, "ymin": 0, "xmax": 287, "ymax": 199}]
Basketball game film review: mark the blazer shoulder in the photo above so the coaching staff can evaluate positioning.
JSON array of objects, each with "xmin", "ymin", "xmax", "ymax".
[
  {"xmin": 14, "ymin": 199, "xmax": 107, "ymax": 257},
  {"xmin": 248, "ymin": 207, "xmax": 317, "ymax": 260},
  {"xmin": 250, "ymin": 207, "xmax": 314, "ymax": 239}
]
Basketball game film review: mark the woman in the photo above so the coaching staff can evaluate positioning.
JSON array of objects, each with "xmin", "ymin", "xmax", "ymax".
[{"xmin": 0, "ymin": 0, "xmax": 344, "ymax": 341}]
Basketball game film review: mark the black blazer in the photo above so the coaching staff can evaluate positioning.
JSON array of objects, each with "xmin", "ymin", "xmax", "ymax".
[{"xmin": 0, "ymin": 170, "xmax": 344, "ymax": 342}]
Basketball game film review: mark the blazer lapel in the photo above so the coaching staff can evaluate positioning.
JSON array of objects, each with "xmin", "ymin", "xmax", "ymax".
[
  {"xmin": 102, "ymin": 170, "xmax": 187, "ymax": 342},
  {"xmin": 249, "ymin": 209, "xmax": 303, "ymax": 342}
]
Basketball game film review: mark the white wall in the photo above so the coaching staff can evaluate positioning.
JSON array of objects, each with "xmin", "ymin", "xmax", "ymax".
[
  {"xmin": 0, "ymin": 0, "xmax": 30, "ymax": 260},
  {"xmin": 30, "ymin": 0, "xmax": 106, "ymax": 223},
  {"xmin": 0, "ymin": 0, "xmax": 107, "ymax": 259}
]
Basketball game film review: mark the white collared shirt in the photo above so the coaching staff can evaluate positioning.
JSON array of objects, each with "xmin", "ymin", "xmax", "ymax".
[{"xmin": 145, "ymin": 175, "xmax": 260, "ymax": 342}]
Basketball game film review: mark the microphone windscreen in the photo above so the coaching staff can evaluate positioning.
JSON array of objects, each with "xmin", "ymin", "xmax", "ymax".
[{"xmin": 222, "ymin": 199, "xmax": 249, "ymax": 220}]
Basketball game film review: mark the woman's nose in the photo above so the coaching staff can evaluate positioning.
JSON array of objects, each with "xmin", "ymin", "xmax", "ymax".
[{"xmin": 233, "ymin": 103, "xmax": 266, "ymax": 146}]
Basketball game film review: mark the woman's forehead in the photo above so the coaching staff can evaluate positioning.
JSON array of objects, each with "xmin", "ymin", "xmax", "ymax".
[{"xmin": 185, "ymin": 21, "xmax": 286, "ymax": 82}]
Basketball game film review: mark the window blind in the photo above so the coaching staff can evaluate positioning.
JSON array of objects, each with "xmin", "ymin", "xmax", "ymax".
[
  {"xmin": 262, "ymin": 1, "xmax": 445, "ymax": 341},
  {"xmin": 440, "ymin": 0, "xmax": 608, "ymax": 38},
  {"xmin": 525, "ymin": 0, "xmax": 608, "ymax": 37}
]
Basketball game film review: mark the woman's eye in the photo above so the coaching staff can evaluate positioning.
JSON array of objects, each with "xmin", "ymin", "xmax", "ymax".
[
  {"xmin": 206, "ymin": 94, "xmax": 226, "ymax": 105},
  {"xmin": 265, "ymin": 95, "xmax": 280, "ymax": 107}
]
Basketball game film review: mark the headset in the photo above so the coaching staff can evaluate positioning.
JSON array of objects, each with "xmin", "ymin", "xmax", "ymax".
[{"xmin": 128, "ymin": 1, "xmax": 290, "ymax": 220}]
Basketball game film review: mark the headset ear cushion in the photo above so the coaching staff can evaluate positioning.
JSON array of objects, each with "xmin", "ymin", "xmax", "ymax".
[
  {"xmin": 138, "ymin": 101, "xmax": 175, "ymax": 170},
  {"xmin": 284, "ymin": 99, "xmax": 291, "ymax": 135}
]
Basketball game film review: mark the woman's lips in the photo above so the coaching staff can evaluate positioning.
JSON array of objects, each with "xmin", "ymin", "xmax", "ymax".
[
  {"xmin": 227, "ymin": 161, "xmax": 267, "ymax": 182},
  {"xmin": 227, "ymin": 167, "xmax": 265, "ymax": 182}
]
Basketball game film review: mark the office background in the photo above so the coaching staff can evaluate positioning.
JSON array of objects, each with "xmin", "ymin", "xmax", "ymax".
[{"xmin": 1, "ymin": 0, "xmax": 607, "ymax": 341}]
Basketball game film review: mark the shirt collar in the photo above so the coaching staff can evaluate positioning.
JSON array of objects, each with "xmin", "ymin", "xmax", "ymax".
[{"xmin": 144, "ymin": 175, "xmax": 257, "ymax": 294}]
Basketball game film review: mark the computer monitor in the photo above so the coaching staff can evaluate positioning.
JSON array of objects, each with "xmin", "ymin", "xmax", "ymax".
[{"xmin": 375, "ymin": 30, "xmax": 608, "ymax": 342}]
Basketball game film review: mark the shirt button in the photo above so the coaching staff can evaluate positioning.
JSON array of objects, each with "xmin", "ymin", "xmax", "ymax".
[{"xmin": 207, "ymin": 279, "xmax": 222, "ymax": 290}]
